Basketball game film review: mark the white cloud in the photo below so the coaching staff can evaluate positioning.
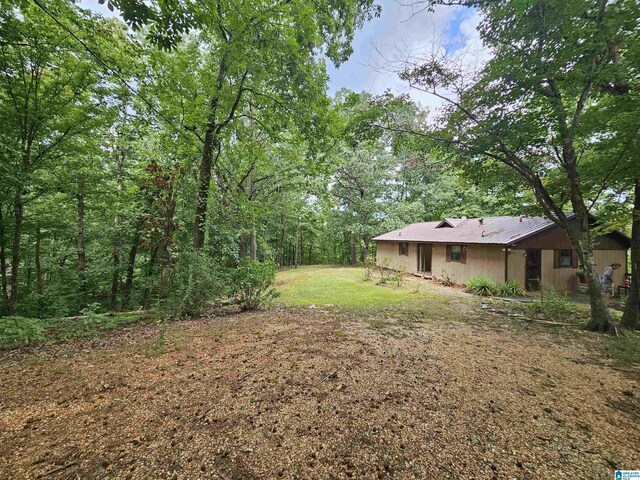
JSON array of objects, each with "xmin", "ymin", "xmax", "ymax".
[{"xmin": 330, "ymin": 0, "xmax": 489, "ymax": 116}]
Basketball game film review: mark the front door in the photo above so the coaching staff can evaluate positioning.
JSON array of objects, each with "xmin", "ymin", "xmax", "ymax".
[
  {"xmin": 525, "ymin": 248, "xmax": 542, "ymax": 290},
  {"xmin": 417, "ymin": 244, "xmax": 432, "ymax": 273}
]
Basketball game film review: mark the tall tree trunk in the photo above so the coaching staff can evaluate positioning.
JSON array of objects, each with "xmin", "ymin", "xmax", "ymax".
[
  {"xmin": 621, "ymin": 178, "xmax": 640, "ymax": 330},
  {"xmin": 350, "ymin": 233, "xmax": 357, "ymax": 266},
  {"xmin": 35, "ymin": 225, "xmax": 43, "ymax": 296},
  {"xmin": 142, "ymin": 245, "xmax": 159, "ymax": 311},
  {"xmin": 110, "ymin": 141, "xmax": 125, "ymax": 311},
  {"xmin": 294, "ymin": 220, "xmax": 301, "ymax": 268},
  {"xmin": 0, "ymin": 207, "xmax": 9, "ymax": 314},
  {"xmin": 193, "ymin": 128, "xmax": 217, "ymax": 249},
  {"xmin": 76, "ymin": 180, "xmax": 87, "ymax": 309},
  {"xmin": 110, "ymin": 232, "xmax": 120, "ymax": 310},
  {"xmin": 159, "ymin": 188, "xmax": 176, "ymax": 266},
  {"xmin": 362, "ymin": 236, "xmax": 370, "ymax": 263},
  {"xmin": 277, "ymin": 210, "xmax": 285, "ymax": 265},
  {"xmin": 8, "ymin": 188, "xmax": 24, "ymax": 316},
  {"xmin": 121, "ymin": 219, "xmax": 142, "ymax": 311}
]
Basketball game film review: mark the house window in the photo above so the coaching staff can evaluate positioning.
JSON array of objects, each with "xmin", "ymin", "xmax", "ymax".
[
  {"xmin": 450, "ymin": 245, "xmax": 462, "ymax": 261},
  {"xmin": 559, "ymin": 249, "xmax": 573, "ymax": 267},
  {"xmin": 399, "ymin": 242, "xmax": 409, "ymax": 256}
]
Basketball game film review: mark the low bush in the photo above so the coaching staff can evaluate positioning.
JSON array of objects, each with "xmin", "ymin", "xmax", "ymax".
[
  {"xmin": 497, "ymin": 280, "xmax": 525, "ymax": 297},
  {"xmin": 394, "ymin": 264, "xmax": 407, "ymax": 287},
  {"xmin": 0, "ymin": 316, "xmax": 47, "ymax": 347},
  {"xmin": 230, "ymin": 258, "xmax": 280, "ymax": 310},
  {"xmin": 535, "ymin": 286, "xmax": 576, "ymax": 321},
  {"xmin": 465, "ymin": 277, "xmax": 499, "ymax": 296},
  {"xmin": 159, "ymin": 250, "xmax": 227, "ymax": 317}
]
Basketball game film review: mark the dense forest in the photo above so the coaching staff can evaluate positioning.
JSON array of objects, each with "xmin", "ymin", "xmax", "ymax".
[{"xmin": 1, "ymin": 0, "xmax": 638, "ymax": 332}]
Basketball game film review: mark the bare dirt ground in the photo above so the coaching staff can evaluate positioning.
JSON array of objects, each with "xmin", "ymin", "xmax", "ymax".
[{"xmin": 1, "ymin": 301, "xmax": 639, "ymax": 479}]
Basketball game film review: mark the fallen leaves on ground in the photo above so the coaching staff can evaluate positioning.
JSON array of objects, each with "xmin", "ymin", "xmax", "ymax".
[{"xmin": 1, "ymin": 305, "xmax": 639, "ymax": 479}]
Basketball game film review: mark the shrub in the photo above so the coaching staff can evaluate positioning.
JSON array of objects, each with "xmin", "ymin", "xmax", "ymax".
[
  {"xmin": 536, "ymin": 286, "xmax": 575, "ymax": 321},
  {"xmin": 377, "ymin": 256, "xmax": 391, "ymax": 284},
  {"xmin": 0, "ymin": 317, "xmax": 47, "ymax": 348},
  {"xmin": 230, "ymin": 258, "xmax": 280, "ymax": 310},
  {"xmin": 394, "ymin": 264, "xmax": 407, "ymax": 287},
  {"xmin": 439, "ymin": 268, "xmax": 454, "ymax": 287},
  {"xmin": 159, "ymin": 251, "xmax": 227, "ymax": 317},
  {"xmin": 497, "ymin": 280, "xmax": 525, "ymax": 297},
  {"xmin": 465, "ymin": 277, "xmax": 499, "ymax": 296}
]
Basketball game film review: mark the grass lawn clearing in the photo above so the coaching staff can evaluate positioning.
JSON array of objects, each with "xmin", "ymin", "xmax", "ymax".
[{"xmin": 276, "ymin": 265, "xmax": 438, "ymax": 307}]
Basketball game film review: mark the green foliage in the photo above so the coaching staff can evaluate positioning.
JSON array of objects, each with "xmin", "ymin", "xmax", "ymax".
[
  {"xmin": 497, "ymin": 280, "xmax": 525, "ymax": 297},
  {"xmin": 465, "ymin": 277, "xmax": 499, "ymax": 297},
  {"xmin": 512, "ymin": 287, "xmax": 586, "ymax": 323},
  {"xmin": 393, "ymin": 264, "xmax": 407, "ymax": 287},
  {"xmin": 0, "ymin": 317, "xmax": 47, "ymax": 347},
  {"xmin": 0, "ymin": 312, "xmax": 150, "ymax": 349},
  {"xmin": 603, "ymin": 331, "xmax": 640, "ymax": 367},
  {"xmin": 230, "ymin": 258, "xmax": 280, "ymax": 310},
  {"xmin": 159, "ymin": 251, "xmax": 226, "ymax": 318}
]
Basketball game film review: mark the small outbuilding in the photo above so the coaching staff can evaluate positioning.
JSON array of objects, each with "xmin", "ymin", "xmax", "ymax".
[{"xmin": 373, "ymin": 215, "xmax": 630, "ymax": 292}]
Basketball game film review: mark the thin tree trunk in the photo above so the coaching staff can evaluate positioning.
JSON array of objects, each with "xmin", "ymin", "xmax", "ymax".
[
  {"xmin": 8, "ymin": 188, "xmax": 24, "ymax": 316},
  {"xmin": 362, "ymin": 236, "xmax": 370, "ymax": 262},
  {"xmin": 0, "ymin": 207, "xmax": 9, "ymax": 314},
  {"xmin": 35, "ymin": 225, "xmax": 43, "ymax": 296},
  {"xmin": 350, "ymin": 233, "xmax": 357, "ymax": 266},
  {"xmin": 121, "ymin": 219, "xmax": 142, "ymax": 311},
  {"xmin": 193, "ymin": 128, "xmax": 216, "ymax": 249},
  {"xmin": 142, "ymin": 245, "xmax": 159, "ymax": 311},
  {"xmin": 110, "ymin": 140, "xmax": 125, "ymax": 310},
  {"xmin": 278, "ymin": 210, "xmax": 285, "ymax": 265},
  {"xmin": 76, "ymin": 180, "xmax": 87, "ymax": 309},
  {"xmin": 621, "ymin": 178, "xmax": 640, "ymax": 330}
]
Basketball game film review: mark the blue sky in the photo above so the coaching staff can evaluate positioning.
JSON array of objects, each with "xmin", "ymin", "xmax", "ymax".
[
  {"xmin": 81, "ymin": 0, "xmax": 482, "ymax": 109},
  {"xmin": 323, "ymin": 0, "xmax": 482, "ymax": 110}
]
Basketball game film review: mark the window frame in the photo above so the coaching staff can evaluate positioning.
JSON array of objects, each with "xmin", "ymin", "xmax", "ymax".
[
  {"xmin": 398, "ymin": 242, "xmax": 409, "ymax": 256},
  {"xmin": 450, "ymin": 245, "xmax": 462, "ymax": 262},
  {"xmin": 558, "ymin": 249, "xmax": 573, "ymax": 268}
]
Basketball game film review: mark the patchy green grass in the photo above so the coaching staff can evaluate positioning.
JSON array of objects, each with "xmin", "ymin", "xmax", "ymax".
[
  {"xmin": 276, "ymin": 265, "xmax": 423, "ymax": 307},
  {"xmin": 0, "ymin": 311, "xmax": 156, "ymax": 350},
  {"xmin": 602, "ymin": 331, "xmax": 640, "ymax": 367}
]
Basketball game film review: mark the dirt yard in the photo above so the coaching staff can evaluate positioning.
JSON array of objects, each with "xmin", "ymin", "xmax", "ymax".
[{"xmin": 1, "ymin": 270, "xmax": 639, "ymax": 479}]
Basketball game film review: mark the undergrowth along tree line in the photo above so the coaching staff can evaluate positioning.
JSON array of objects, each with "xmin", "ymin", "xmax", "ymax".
[{"xmin": 0, "ymin": 0, "xmax": 637, "ymax": 333}]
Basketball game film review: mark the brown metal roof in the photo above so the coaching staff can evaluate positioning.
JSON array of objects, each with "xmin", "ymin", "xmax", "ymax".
[{"xmin": 373, "ymin": 215, "xmax": 567, "ymax": 245}]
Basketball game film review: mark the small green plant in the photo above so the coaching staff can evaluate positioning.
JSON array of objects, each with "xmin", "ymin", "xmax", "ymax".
[
  {"xmin": 465, "ymin": 277, "xmax": 499, "ymax": 296},
  {"xmin": 620, "ymin": 294, "xmax": 628, "ymax": 309},
  {"xmin": 146, "ymin": 329, "xmax": 168, "ymax": 356},
  {"xmin": 377, "ymin": 256, "xmax": 391, "ymax": 284},
  {"xmin": 231, "ymin": 258, "xmax": 280, "ymax": 310},
  {"xmin": 497, "ymin": 280, "xmax": 525, "ymax": 297},
  {"xmin": 394, "ymin": 264, "xmax": 407, "ymax": 287},
  {"xmin": 0, "ymin": 317, "xmax": 47, "ymax": 347},
  {"xmin": 526, "ymin": 286, "xmax": 578, "ymax": 321}
]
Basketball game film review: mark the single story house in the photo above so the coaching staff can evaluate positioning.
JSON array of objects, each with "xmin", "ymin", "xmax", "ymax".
[{"xmin": 373, "ymin": 215, "xmax": 630, "ymax": 292}]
